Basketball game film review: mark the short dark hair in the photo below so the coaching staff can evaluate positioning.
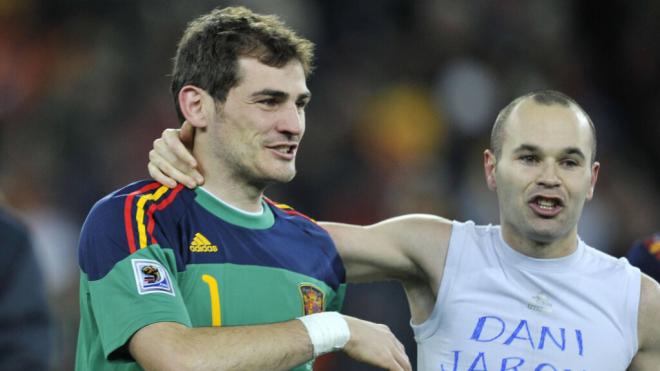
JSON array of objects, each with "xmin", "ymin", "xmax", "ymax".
[
  {"xmin": 171, "ymin": 6, "xmax": 315, "ymax": 122},
  {"xmin": 490, "ymin": 90, "xmax": 597, "ymax": 162}
]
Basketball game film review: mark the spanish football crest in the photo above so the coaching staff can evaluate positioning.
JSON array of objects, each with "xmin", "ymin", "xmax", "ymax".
[
  {"xmin": 132, "ymin": 259, "xmax": 175, "ymax": 296},
  {"xmin": 299, "ymin": 283, "xmax": 325, "ymax": 315}
]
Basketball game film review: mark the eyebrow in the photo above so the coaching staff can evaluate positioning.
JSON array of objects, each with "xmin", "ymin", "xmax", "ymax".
[
  {"xmin": 250, "ymin": 89, "xmax": 312, "ymax": 101},
  {"xmin": 513, "ymin": 144, "xmax": 586, "ymax": 160},
  {"xmin": 512, "ymin": 144, "xmax": 541, "ymax": 154},
  {"xmin": 562, "ymin": 147, "xmax": 586, "ymax": 160}
]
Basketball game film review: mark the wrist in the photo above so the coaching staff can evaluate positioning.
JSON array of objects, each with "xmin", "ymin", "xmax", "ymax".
[{"xmin": 297, "ymin": 311, "xmax": 351, "ymax": 357}]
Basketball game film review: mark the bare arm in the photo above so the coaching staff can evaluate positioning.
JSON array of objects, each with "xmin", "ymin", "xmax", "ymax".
[
  {"xmin": 129, "ymin": 320, "xmax": 310, "ymax": 371},
  {"xmin": 321, "ymin": 216, "xmax": 452, "ymax": 323},
  {"xmin": 628, "ymin": 274, "xmax": 660, "ymax": 370},
  {"xmin": 146, "ymin": 128, "xmax": 453, "ymax": 286},
  {"xmin": 129, "ymin": 315, "xmax": 411, "ymax": 371},
  {"xmin": 320, "ymin": 215, "xmax": 452, "ymax": 283}
]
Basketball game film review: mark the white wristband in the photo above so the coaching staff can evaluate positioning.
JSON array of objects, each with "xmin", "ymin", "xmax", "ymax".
[{"xmin": 297, "ymin": 311, "xmax": 351, "ymax": 357}]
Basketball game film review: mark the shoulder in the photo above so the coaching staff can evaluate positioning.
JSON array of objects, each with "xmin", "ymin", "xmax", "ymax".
[
  {"xmin": 85, "ymin": 181, "xmax": 185, "ymax": 217},
  {"xmin": 263, "ymin": 198, "xmax": 338, "ymax": 253},
  {"xmin": 640, "ymin": 274, "xmax": 660, "ymax": 309},
  {"xmin": 264, "ymin": 197, "xmax": 325, "ymax": 231},
  {"xmin": 446, "ymin": 220, "xmax": 501, "ymax": 250},
  {"xmin": 81, "ymin": 181, "xmax": 191, "ymax": 245},
  {"xmin": 374, "ymin": 214, "xmax": 454, "ymax": 277},
  {"xmin": 79, "ymin": 181, "xmax": 192, "ymax": 279},
  {"xmin": 581, "ymin": 242, "xmax": 640, "ymax": 275},
  {"xmin": 638, "ymin": 274, "xmax": 660, "ymax": 353}
]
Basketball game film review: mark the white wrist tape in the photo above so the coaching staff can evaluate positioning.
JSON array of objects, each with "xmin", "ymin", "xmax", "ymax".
[{"xmin": 298, "ymin": 311, "xmax": 351, "ymax": 357}]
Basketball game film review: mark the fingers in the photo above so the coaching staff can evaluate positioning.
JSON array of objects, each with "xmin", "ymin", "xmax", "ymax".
[
  {"xmin": 179, "ymin": 120, "xmax": 195, "ymax": 148},
  {"xmin": 384, "ymin": 330, "xmax": 411, "ymax": 371},
  {"xmin": 391, "ymin": 340, "xmax": 411, "ymax": 371},
  {"xmin": 152, "ymin": 131, "xmax": 204, "ymax": 185},
  {"xmin": 148, "ymin": 149, "xmax": 199, "ymax": 189},
  {"xmin": 148, "ymin": 161, "xmax": 177, "ymax": 188},
  {"xmin": 154, "ymin": 136, "xmax": 195, "ymax": 175},
  {"xmin": 342, "ymin": 317, "xmax": 411, "ymax": 371},
  {"xmin": 162, "ymin": 128, "xmax": 198, "ymax": 168}
]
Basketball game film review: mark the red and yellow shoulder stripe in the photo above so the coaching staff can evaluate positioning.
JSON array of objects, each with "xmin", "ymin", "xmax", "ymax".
[
  {"xmin": 123, "ymin": 182, "xmax": 184, "ymax": 254},
  {"xmin": 264, "ymin": 197, "xmax": 317, "ymax": 224}
]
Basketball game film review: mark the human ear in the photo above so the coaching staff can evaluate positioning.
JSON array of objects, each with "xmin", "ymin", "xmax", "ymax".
[
  {"xmin": 484, "ymin": 149, "xmax": 497, "ymax": 191},
  {"xmin": 177, "ymin": 85, "xmax": 214, "ymax": 129},
  {"xmin": 586, "ymin": 161, "xmax": 600, "ymax": 200}
]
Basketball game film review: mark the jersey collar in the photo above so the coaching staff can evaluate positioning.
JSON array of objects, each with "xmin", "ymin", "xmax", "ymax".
[{"xmin": 194, "ymin": 187, "xmax": 274, "ymax": 229}]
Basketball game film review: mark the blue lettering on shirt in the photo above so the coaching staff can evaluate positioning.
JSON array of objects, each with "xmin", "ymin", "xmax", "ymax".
[
  {"xmin": 467, "ymin": 352, "xmax": 487, "ymax": 371},
  {"xmin": 439, "ymin": 315, "xmax": 586, "ymax": 370},
  {"xmin": 470, "ymin": 316, "xmax": 506, "ymax": 342},
  {"xmin": 539, "ymin": 326, "xmax": 566, "ymax": 351},
  {"xmin": 503, "ymin": 320, "xmax": 535, "ymax": 349},
  {"xmin": 575, "ymin": 329, "xmax": 584, "ymax": 356}
]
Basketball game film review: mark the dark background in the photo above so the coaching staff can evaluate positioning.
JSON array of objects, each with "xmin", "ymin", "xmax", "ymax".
[{"xmin": 1, "ymin": 1, "xmax": 658, "ymax": 369}]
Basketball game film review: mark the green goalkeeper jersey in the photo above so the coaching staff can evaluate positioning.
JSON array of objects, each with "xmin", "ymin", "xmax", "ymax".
[{"xmin": 76, "ymin": 181, "xmax": 346, "ymax": 370}]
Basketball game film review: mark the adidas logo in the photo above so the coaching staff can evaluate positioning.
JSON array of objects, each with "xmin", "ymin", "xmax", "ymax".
[
  {"xmin": 189, "ymin": 232, "xmax": 219, "ymax": 253},
  {"xmin": 527, "ymin": 292, "xmax": 552, "ymax": 314}
]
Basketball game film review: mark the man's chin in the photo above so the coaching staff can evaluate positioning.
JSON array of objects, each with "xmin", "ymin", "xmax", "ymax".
[
  {"xmin": 526, "ymin": 223, "xmax": 568, "ymax": 244},
  {"xmin": 260, "ymin": 169, "xmax": 297, "ymax": 185},
  {"xmin": 276, "ymin": 167, "xmax": 297, "ymax": 182}
]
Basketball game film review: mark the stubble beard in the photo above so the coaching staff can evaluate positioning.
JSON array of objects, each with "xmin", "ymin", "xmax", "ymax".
[{"xmin": 234, "ymin": 155, "xmax": 298, "ymax": 192}]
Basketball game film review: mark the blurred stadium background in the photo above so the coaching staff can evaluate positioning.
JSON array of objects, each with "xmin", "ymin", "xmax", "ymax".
[{"xmin": 1, "ymin": 0, "xmax": 658, "ymax": 369}]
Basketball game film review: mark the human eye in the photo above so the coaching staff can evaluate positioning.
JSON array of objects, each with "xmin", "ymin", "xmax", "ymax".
[
  {"xmin": 295, "ymin": 99, "xmax": 309, "ymax": 110},
  {"xmin": 560, "ymin": 158, "xmax": 580, "ymax": 168},
  {"xmin": 519, "ymin": 154, "xmax": 539, "ymax": 165},
  {"xmin": 259, "ymin": 98, "xmax": 279, "ymax": 107}
]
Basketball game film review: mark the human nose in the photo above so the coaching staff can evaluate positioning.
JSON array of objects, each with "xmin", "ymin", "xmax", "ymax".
[
  {"xmin": 537, "ymin": 160, "xmax": 561, "ymax": 187},
  {"xmin": 277, "ymin": 103, "xmax": 304, "ymax": 137}
]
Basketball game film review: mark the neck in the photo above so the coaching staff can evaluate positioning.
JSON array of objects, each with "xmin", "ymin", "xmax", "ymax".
[
  {"xmin": 197, "ymin": 159, "xmax": 265, "ymax": 213},
  {"xmin": 500, "ymin": 222, "xmax": 579, "ymax": 259},
  {"xmin": 193, "ymin": 130, "xmax": 266, "ymax": 213}
]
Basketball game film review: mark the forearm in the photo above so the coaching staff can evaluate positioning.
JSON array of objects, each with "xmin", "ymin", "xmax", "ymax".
[
  {"xmin": 130, "ymin": 313, "xmax": 411, "ymax": 371},
  {"xmin": 130, "ymin": 320, "xmax": 312, "ymax": 371}
]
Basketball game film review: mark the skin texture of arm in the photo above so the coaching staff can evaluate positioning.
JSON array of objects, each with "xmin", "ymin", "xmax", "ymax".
[
  {"xmin": 129, "ymin": 320, "xmax": 311, "ymax": 371},
  {"xmin": 628, "ymin": 274, "xmax": 660, "ymax": 370},
  {"xmin": 320, "ymin": 215, "xmax": 453, "ymax": 324},
  {"xmin": 129, "ymin": 315, "xmax": 412, "ymax": 371}
]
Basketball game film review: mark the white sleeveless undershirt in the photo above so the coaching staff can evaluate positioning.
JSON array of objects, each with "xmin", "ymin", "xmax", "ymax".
[{"xmin": 412, "ymin": 221, "xmax": 640, "ymax": 371}]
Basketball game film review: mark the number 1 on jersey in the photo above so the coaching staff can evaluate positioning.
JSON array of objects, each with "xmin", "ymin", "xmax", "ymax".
[{"xmin": 202, "ymin": 274, "xmax": 221, "ymax": 326}]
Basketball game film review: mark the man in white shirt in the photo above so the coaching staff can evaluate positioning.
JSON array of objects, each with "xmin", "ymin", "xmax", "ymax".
[{"xmin": 151, "ymin": 87, "xmax": 660, "ymax": 369}]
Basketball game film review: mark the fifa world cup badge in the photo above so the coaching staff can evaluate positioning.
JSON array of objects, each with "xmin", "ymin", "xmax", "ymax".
[{"xmin": 132, "ymin": 259, "xmax": 175, "ymax": 296}]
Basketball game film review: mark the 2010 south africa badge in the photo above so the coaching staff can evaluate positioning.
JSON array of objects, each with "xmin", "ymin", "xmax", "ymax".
[{"xmin": 132, "ymin": 259, "xmax": 175, "ymax": 296}]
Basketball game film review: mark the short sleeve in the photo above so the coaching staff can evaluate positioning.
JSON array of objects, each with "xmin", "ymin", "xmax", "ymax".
[{"xmin": 78, "ymin": 185, "xmax": 192, "ymax": 359}]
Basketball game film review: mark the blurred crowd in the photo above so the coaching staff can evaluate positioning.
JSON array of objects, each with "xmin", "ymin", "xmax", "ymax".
[{"xmin": 1, "ymin": 1, "xmax": 658, "ymax": 369}]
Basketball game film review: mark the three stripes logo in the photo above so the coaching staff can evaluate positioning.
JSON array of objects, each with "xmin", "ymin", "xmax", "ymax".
[{"xmin": 189, "ymin": 232, "xmax": 219, "ymax": 253}]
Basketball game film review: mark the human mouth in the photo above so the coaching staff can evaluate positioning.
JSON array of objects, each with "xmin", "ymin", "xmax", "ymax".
[
  {"xmin": 528, "ymin": 195, "xmax": 564, "ymax": 217},
  {"xmin": 266, "ymin": 143, "xmax": 298, "ymax": 160}
]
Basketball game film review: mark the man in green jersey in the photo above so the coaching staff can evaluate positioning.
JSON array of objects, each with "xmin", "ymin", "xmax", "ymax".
[{"xmin": 76, "ymin": 6, "xmax": 410, "ymax": 371}]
